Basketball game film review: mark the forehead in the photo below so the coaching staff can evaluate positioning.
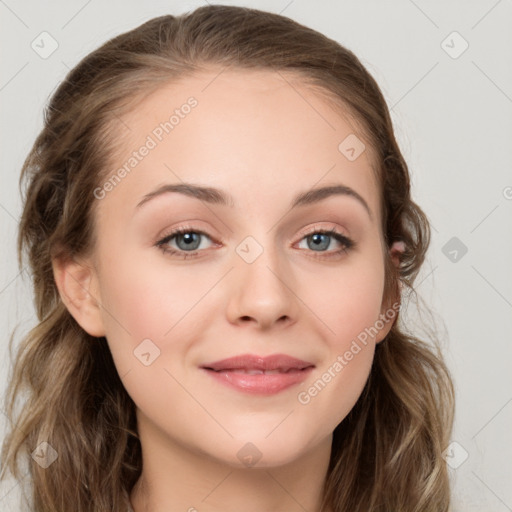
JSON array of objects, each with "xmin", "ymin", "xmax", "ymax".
[
  {"xmin": 121, "ymin": 67, "xmax": 371, "ymax": 148},
  {"xmin": 100, "ymin": 68, "xmax": 381, "ymax": 219}
]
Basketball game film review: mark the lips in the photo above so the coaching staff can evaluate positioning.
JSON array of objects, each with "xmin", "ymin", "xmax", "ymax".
[
  {"xmin": 201, "ymin": 354, "xmax": 314, "ymax": 372},
  {"xmin": 200, "ymin": 354, "xmax": 315, "ymax": 395}
]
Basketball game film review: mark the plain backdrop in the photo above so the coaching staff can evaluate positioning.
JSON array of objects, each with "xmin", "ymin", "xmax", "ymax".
[{"xmin": 1, "ymin": 1, "xmax": 511, "ymax": 510}]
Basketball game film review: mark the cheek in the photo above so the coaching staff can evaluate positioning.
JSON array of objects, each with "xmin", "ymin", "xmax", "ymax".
[
  {"xmin": 294, "ymin": 254, "xmax": 385, "ymax": 426},
  {"xmin": 307, "ymin": 254, "xmax": 386, "ymax": 347},
  {"xmin": 95, "ymin": 259, "xmax": 208, "ymax": 417},
  {"xmin": 95, "ymin": 252, "xmax": 210, "ymax": 365}
]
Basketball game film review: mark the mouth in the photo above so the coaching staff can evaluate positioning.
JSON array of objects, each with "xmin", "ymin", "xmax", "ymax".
[{"xmin": 200, "ymin": 354, "xmax": 315, "ymax": 395}]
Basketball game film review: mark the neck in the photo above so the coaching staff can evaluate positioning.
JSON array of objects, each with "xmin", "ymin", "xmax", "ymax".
[{"xmin": 129, "ymin": 412, "xmax": 333, "ymax": 512}]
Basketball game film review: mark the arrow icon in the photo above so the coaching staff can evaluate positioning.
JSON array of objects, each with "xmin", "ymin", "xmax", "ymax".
[
  {"xmin": 442, "ymin": 440, "xmax": 469, "ymax": 469},
  {"xmin": 442, "ymin": 236, "xmax": 467, "ymax": 263},
  {"xmin": 338, "ymin": 134, "xmax": 365, "ymax": 161},
  {"xmin": 31, "ymin": 31, "xmax": 59, "ymax": 59},
  {"xmin": 440, "ymin": 31, "xmax": 469, "ymax": 59},
  {"xmin": 236, "ymin": 442, "xmax": 263, "ymax": 466},
  {"xmin": 31, "ymin": 442, "xmax": 58, "ymax": 468},
  {"xmin": 236, "ymin": 236, "xmax": 263, "ymax": 263},
  {"xmin": 134, "ymin": 339, "xmax": 161, "ymax": 365}
]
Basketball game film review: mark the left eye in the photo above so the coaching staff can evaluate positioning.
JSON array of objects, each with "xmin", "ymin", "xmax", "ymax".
[
  {"xmin": 156, "ymin": 229, "xmax": 213, "ymax": 254},
  {"xmin": 297, "ymin": 229, "xmax": 353, "ymax": 253}
]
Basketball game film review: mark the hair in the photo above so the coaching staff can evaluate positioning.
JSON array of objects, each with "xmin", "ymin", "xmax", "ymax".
[{"xmin": 1, "ymin": 5, "xmax": 454, "ymax": 511}]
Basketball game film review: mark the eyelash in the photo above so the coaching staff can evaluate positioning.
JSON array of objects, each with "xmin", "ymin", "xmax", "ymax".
[{"xmin": 155, "ymin": 226, "xmax": 355, "ymax": 260}]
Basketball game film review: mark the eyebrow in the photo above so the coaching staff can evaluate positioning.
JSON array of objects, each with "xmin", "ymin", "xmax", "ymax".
[{"xmin": 136, "ymin": 182, "xmax": 372, "ymax": 218}]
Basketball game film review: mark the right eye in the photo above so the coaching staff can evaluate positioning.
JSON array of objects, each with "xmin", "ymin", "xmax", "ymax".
[{"xmin": 156, "ymin": 227, "xmax": 217, "ymax": 258}]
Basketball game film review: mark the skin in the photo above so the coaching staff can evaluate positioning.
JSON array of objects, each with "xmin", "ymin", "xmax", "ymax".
[{"xmin": 54, "ymin": 68, "xmax": 400, "ymax": 512}]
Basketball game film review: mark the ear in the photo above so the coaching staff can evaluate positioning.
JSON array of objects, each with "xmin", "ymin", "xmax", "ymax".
[
  {"xmin": 390, "ymin": 240, "xmax": 405, "ymax": 268},
  {"xmin": 375, "ymin": 241, "xmax": 405, "ymax": 344},
  {"xmin": 52, "ymin": 255, "xmax": 106, "ymax": 337}
]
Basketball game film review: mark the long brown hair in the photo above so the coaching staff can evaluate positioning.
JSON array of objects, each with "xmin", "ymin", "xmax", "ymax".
[{"xmin": 1, "ymin": 5, "xmax": 454, "ymax": 511}]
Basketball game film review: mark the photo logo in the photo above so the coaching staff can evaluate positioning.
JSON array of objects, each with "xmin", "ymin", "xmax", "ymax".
[
  {"xmin": 297, "ymin": 302, "xmax": 400, "ymax": 405},
  {"xmin": 236, "ymin": 442, "xmax": 263, "ymax": 467},
  {"xmin": 442, "ymin": 441, "xmax": 469, "ymax": 469},
  {"xmin": 31, "ymin": 31, "xmax": 59, "ymax": 59},
  {"xmin": 133, "ymin": 338, "xmax": 161, "ymax": 366},
  {"xmin": 31, "ymin": 441, "xmax": 59, "ymax": 468},
  {"xmin": 338, "ymin": 134, "xmax": 366, "ymax": 161},
  {"xmin": 441, "ymin": 31, "xmax": 469, "ymax": 60}
]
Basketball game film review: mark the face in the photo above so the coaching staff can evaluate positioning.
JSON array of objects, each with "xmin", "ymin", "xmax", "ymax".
[{"xmin": 78, "ymin": 69, "xmax": 394, "ymax": 468}]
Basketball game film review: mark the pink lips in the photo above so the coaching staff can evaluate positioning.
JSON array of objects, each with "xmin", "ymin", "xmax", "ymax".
[{"xmin": 200, "ymin": 354, "xmax": 315, "ymax": 395}]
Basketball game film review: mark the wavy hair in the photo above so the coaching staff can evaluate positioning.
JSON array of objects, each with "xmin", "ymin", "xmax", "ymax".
[{"xmin": 1, "ymin": 5, "xmax": 454, "ymax": 511}]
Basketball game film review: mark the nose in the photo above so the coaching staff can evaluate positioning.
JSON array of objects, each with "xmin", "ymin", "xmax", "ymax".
[{"xmin": 225, "ymin": 243, "xmax": 299, "ymax": 330}]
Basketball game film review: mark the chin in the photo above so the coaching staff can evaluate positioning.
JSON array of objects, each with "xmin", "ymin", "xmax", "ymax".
[{"xmin": 206, "ymin": 430, "xmax": 323, "ymax": 470}]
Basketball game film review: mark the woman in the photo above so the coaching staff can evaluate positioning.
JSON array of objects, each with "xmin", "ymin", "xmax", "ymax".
[{"xmin": 1, "ymin": 5, "xmax": 454, "ymax": 511}]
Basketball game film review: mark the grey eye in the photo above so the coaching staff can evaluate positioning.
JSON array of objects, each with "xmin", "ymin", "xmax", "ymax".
[
  {"xmin": 307, "ymin": 233, "xmax": 331, "ymax": 251},
  {"xmin": 175, "ymin": 232, "xmax": 202, "ymax": 251}
]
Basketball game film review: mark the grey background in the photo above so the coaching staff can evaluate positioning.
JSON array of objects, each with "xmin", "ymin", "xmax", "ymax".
[{"xmin": 1, "ymin": 1, "xmax": 511, "ymax": 510}]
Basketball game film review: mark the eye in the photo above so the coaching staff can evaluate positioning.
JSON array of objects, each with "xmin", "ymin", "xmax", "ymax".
[
  {"xmin": 296, "ymin": 228, "xmax": 354, "ymax": 258},
  {"xmin": 156, "ymin": 227, "xmax": 215, "ymax": 258}
]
